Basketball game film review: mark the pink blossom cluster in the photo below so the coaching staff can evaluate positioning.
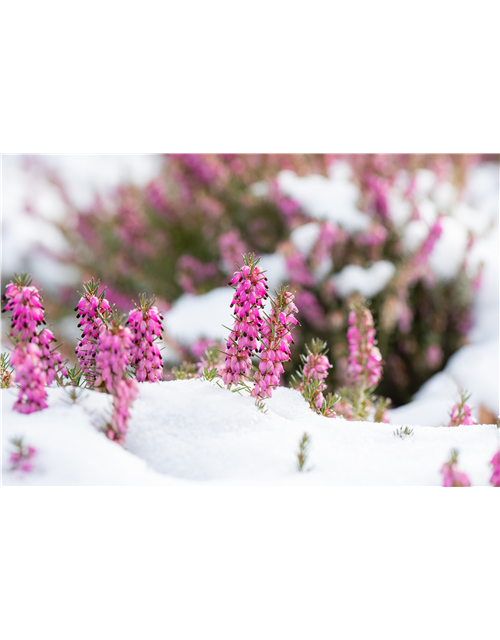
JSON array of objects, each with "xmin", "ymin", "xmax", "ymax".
[
  {"xmin": 294, "ymin": 340, "xmax": 332, "ymax": 410},
  {"xmin": 2, "ymin": 282, "xmax": 45, "ymax": 340},
  {"xmin": 489, "ymin": 449, "xmax": 500, "ymax": 487},
  {"xmin": 10, "ymin": 343, "xmax": 49, "ymax": 413},
  {"xmin": 177, "ymin": 255, "xmax": 219, "ymax": 294},
  {"xmin": 251, "ymin": 288, "xmax": 298, "ymax": 400},
  {"xmin": 9, "ymin": 438, "xmax": 37, "ymax": 473},
  {"xmin": 440, "ymin": 450, "xmax": 471, "ymax": 487},
  {"xmin": 222, "ymin": 256, "xmax": 268, "ymax": 388},
  {"xmin": 128, "ymin": 301, "xmax": 164, "ymax": 382},
  {"xmin": 347, "ymin": 305, "xmax": 383, "ymax": 389},
  {"xmin": 219, "ymin": 230, "xmax": 246, "ymax": 274},
  {"xmin": 448, "ymin": 392, "xmax": 477, "ymax": 427},
  {"xmin": 356, "ymin": 222, "xmax": 388, "ymax": 246},
  {"xmin": 413, "ymin": 217, "xmax": 443, "ymax": 267},
  {"xmin": 75, "ymin": 289, "xmax": 111, "ymax": 387},
  {"xmin": 2, "ymin": 276, "xmax": 66, "ymax": 414},
  {"xmin": 95, "ymin": 323, "xmax": 139, "ymax": 444}
]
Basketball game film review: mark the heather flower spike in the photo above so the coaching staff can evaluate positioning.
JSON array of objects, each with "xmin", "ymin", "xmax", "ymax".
[
  {"xmin": 9, "ymin": 436, "xmax": 37, "ymax": 473},
  {"xmin": 291, "ymin": 338, "xmax": 338, "ymax": 417},
  {"xmin": 335, "ymin": 298, "xmax": 387, "ymax": 422},
  {"xmin": 95, "ymin": 310, "xmax": 139, "ymax": 444},
  {"xmin": 448, "ymin": 390, "xmax": 477, "ymax": 427},
  {"xmin": 222, "ymin": 253, "xmax": 268, "ymax": 390},
  {"xmin": 2, "ymin": 273, "xmax": 67, "ymax": 413},
  {"xmin": 251, "ymin": 284, "xmax": 298, "ymax": 400},
  {"xmin": 127, "ymin": 294, "xmax": 164, "ymax": 382},
  {"xmin": 489, "ymin": 449, "xmax": 500, "ymax": 487},
  {"xmin": 75, "ymin": 278, "xmax": 112, "ymax": 388},
  {"xmin": 440, "ymin": 449, "xmax": 471, "ymax": 487}
]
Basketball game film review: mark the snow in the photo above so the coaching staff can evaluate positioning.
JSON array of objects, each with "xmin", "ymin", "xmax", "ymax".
[
  {"xmin": 290, "ymin": 221, "xmax": 321, "ymax": 254},
  {"xmin": 330, "ymin": 261, "xmax": 396, "ymax": 299},
  {"xmin": 3, "ymin": 383, "xmax": 498, "ymax": 486},
  {"xmin": 428, "ymin": 215, "xmax": 469, "ymax": 281},
  {"xmin": 277, "ymin": 170, "xmax": 371, "ymax": 232},
  {"xmin": 162, "ymin": 287, "xmax": 233, "ymax": 345}
]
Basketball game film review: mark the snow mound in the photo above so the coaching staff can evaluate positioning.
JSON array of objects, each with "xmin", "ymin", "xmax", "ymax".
[
  {"xmin": 3, "ymin": 382, "xmax": 497, "ymax": 486},
  {"xmin": 331, "ymin": 261, "xmax": 396, "ymax": 299}
]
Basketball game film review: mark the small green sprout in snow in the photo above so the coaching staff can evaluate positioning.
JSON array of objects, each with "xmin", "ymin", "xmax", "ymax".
[
  {"xmin": 297, "ymin": 432, "xmax": 312, "ymax": 472},
  {"xmin": 393, "ymin": 425, "xmax": 414, "ymax": 439}
]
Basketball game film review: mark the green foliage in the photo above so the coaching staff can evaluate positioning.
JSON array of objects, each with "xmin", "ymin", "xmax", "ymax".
[{"xmin": 297, "ymin": 432, "xmax": 312, "ymax": 472}]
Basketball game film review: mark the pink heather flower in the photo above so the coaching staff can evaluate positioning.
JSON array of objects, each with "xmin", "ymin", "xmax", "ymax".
[
  {"xmin": 311, "ymin": 222, "xmax": 340, "ymax": 263},
  {"xmin": 294, "ymin": 290, "xmax": 325, "ymax": 329},
  {"xmin": 10, "ymin": 342, "xmax": 48, "ymax": 413},
  {"xmin": 286, "ymin": 253, "xmax": 315, "ymax": 286},
  {"xmin": 448, "ymin": 391, "xmax": 477, "ymax": 426},
  {"xmin": 223, "ymin": 254, "xmax": 268, "ymax": 389},
  {"xmin": 127, "ymin": 297, "xmax": 164, "ymax": 383},
  {"xmin": 2, "ymin": 274, "xmax": 66, "ymax": 413},
  {"xmin": 489, "ymin": 449, "xmax": 500, "ymax": 487},
  {"xmin": 2, "ymin": 281, "xmax": 45, "ymax": 341},
  {"xmin": 356, "ymin": 222, "xmax": 388, "ymax": 246},
  {"xmin": 219, "ymin": 230, "xmax": 247, "ymax": 275},
  {"xmin": 9, "ymin": 438, "xmax": 37, "ymax": 473},
  {"xmin": 251, "ymin": 287, "xmax": 298, "ymax": 400},
  {"xmin": 346, "ymin": 304, "xmax": 383, "ymax": 389},
  {"xmin": 293, "ymin": 339, "xmax": 332, "ymax": 411},
  {"xmin": 413, "ymin": 217, "xmax": 443, "ymax": 267},
  {"xmin": 75, "ymin": 282, "xmax": 111, "ymax": 387},
  {"xmin": 95, "ymin": 322, "xmax": 139, "ymax": 443},
  {"xmin": 440, "ymin": 450, "xmax": 471, "ymax": 487},
  {"xmin": 426, "ymin": 344, "xmax": 443, "ymax": 369}
]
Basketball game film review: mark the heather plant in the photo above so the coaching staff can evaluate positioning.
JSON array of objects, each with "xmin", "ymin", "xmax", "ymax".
[
  {"xmin": 9, "ymin": 436, "xmax": 37, "ymax": 473},
  {"xmin": 75, "ymin": 278, "xmax": 112, "ymax": 388},
  {"xmin": 335, "ymin": 299, "xmax": 389, "ymax": 422},
  {"xmin": 23, "ymin": 153, "xmax": 492, "ymax": 408},
  {"xmin": 448, "ymin": 390, "xmax": 477, "ymax": 426},
  {"xmin": 440, "ymin": 449, "xmax": 471, "ymax": 487},
  {"xmin": 2, "ymin": 273, "xmax": 67, "ymax": 413},
  {"xmin": 291, "ymin": 339, "xmax": 339, "ymax": 417},
  {"xmin": 95, "ymin": 313, "xmax": 139, "ymax": 444},
  {"xmin": 250, "ymin": 285, "xmax": 298, "ymax": 400},
  {"xmin": 127, "ymin": 294, "xmax": 164, "ymax": 382},
  {"xmin": 222, "ymin": 253, "xmax": 268, "ymax": 390}
]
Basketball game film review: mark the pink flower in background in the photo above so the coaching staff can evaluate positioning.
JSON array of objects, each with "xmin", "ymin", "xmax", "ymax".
[
  {"xmin": 127, "ymin": 297, "xmax": 164, "ymax": 383},
  {"xmin": 294, "ymin": 290, "xmax": 325, "ymax": 329},
  {"xmin": 413, "ymin": 217, "xmax": 443, "ymax": 267},
  {"xmin": 222, "ymin": 255, "xmax": 268, "ymax": 389},
  {"xmin": 440, "ymin": 449, "xmax": 471, "ymax": 487},
  {"xmin": 219, "ymin": 230, "xmax": 247, "ymax": 274},
  {"xmin": 286, "ymin": 253, "xmax": 315, "ymax": 286},
  {"xmin": 347, "ymin": 305, "xmax": 383, "ymax": 389},
  {"xmin": 489, "ymin": 449, "xmax": 500, "ymax": 487},
  {"xmin": 448, "ymin": 391, "xmax": 477, "ymax": 426},
  {"xmin": 426, "ymin": 343, "xmax": 443, "ymax": 369},
  {"xmin": 251, "ymin": 287, "xmax": 298, "ymax": 400},
  {"xmin": 356, "ymin": 222, "xmax": 388, "ymax": 246},
  {"xmin": 9, "ymin": 437, "xmax": 37, "ymax": 473}
]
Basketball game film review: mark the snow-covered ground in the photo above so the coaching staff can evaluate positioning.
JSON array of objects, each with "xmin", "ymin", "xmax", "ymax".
[{"xmin": 2, "ymin": 382, "xmax": 499, "ymax": 486}]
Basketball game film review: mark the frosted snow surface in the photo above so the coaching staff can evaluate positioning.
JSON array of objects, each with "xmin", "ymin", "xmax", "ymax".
[
  {"xmin": 2, "ymin": 384, "xmax": 498, "ymax": 486},
  {"xmin": 276, "ymin": 169, "xmax": 371, "ymax": 232},
  {"xmin": 330, "ymin": 261, "xmax": 396, "ymax": 299}
]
